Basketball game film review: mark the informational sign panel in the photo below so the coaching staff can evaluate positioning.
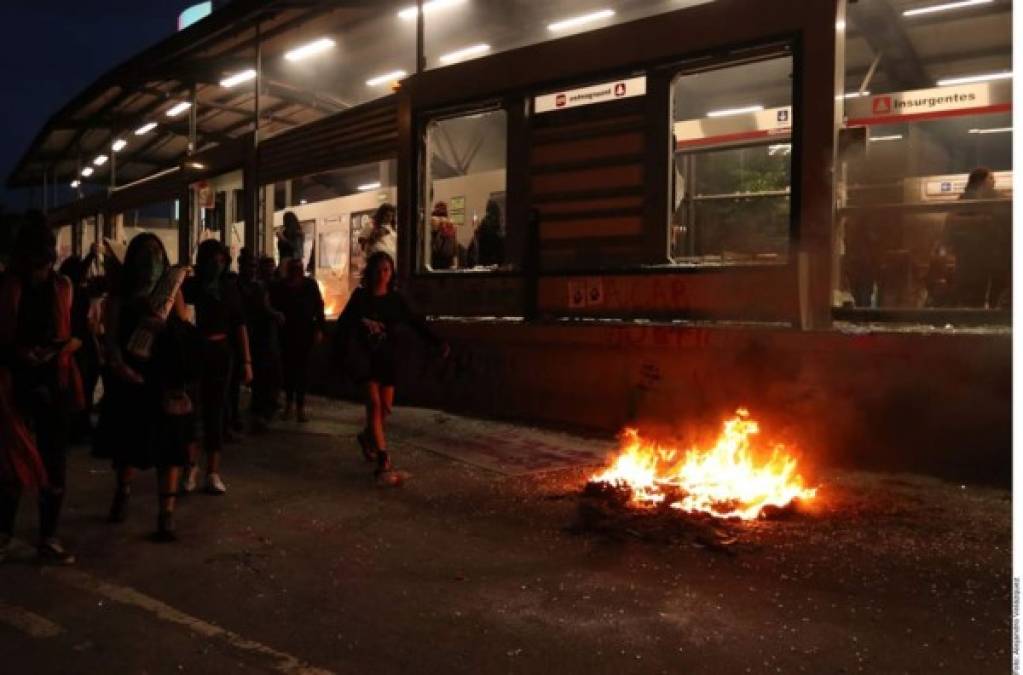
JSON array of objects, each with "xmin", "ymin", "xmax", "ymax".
[
  {"xmin": 535, "ymin": 76, "xmax": 647, "ymax": 114},
  {"xmin": 674, "ymin": 106, "xmax": 792, "ymax": 150},
  {"xmin": 845, "ymin": 80, "xmax": 1011, "ymax": 126},
  {"xmin": 920, "ymin": 171, "xmax": 1013, "ymax": 201}
]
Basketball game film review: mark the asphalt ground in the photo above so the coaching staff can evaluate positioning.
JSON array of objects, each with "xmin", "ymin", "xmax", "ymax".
[{"xmin": 0, "ymin": 397, "xmax": 1011, "ymax": 674}]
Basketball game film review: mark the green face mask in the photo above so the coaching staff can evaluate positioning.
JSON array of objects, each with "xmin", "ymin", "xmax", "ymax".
[{"xmin": 136, "ymin": 254, "xmax": 165, "ymax": 291}]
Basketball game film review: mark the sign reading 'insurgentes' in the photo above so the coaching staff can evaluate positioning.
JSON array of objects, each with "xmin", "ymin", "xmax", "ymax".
[
  {"xmin": 534, "ymin": 76, "xmax": 647, "ymax": 114},
  {"xmin": 845, "ymin": 80, "xmax": 1011, "ymax": 125}
]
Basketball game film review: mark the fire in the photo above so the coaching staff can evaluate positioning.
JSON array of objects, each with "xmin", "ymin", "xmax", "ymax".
[
  {"xmin": 590, "ymin": 409, "xmax": 816, "ymax": 520},
  {"xmin": 316, "ymin": 278, "xmax": 339, "ymax": 318}
]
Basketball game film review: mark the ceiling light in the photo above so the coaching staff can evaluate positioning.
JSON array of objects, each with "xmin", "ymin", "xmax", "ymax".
[
  {"xmin": 869, "ymin": 134, "xmax": 903, "ymax": 142},
  {"xmin": 903, "ymin": 0, "xmax": 993, "ymax": 17},
  {"xmin": 548, "ymin": 9, "xmax": 616, "ymax": 33},
  {"xmin": 937, "ymin": 71, "xmax": 1012, "ymax": 86},
  {"xmin": 166, "ymin": 101, "xmax": 192, "ymax": 117},
  {"xmin": 358, "ymin": 182, "xmax": 382, "ymax": 192},
  {"xmin": 81, "ymin": 167, "xmax": 94, "ymax": 177},
  {"xmin": 135, "ymin": 122, "xmax": 157, "ymax": 135},
  {"xmin": 70, "ymin": 180, "xmax": 80, "ymax": 188},
  {"xmin": 285, "ymin": 37, "xmax": 336, "ymax": 62},
  {"xmin": 968, "ymin": 127, "xmax": 1012, "ymax": 134},
  {"xmin": 366, "ymin": 70, "xmax": 408, "ymax": 87},
  {"xmin": 186, "ymin": 161, "xmax": 206, "ymax": 170},
  {"xmin": 112, "ymin": 138, "xmax": 127, "ymax": 152},
  {"xmin": 439, "ymin": 44, "xmax": 491, "ymax": 65},
  {"xmin": 93, "ymin": 155, "xmax": 108, "ymax": 166},
  {"xmin": 707, "ymin": 104, "xmax": 764, "ymax": 118},
  {"xmin": 840, "ymin": 90, "xmax": 870, "ymax": 99},
  {"xmin": 398, "ymin": 0, "xmax": 467, "ymax": 20},
  {"xmin": 220, "ymin": 69, "xmax": 256, "ymax": 88},
  {"xmin": 300, "ymin": 199, "xmax": 308, "ymax": 205}
]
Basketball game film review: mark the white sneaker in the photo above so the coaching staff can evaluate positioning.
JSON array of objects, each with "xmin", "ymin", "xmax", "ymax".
[
  {"xmin": 206, "ymin": 473, "xmax": 227, "ymax": 495},
  {"xmin": 182, "ymin": 466, "xmax": 199, "ymax": 494}
]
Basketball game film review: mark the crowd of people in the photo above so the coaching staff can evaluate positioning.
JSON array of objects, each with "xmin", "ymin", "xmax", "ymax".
[{"xmin": 0, "ymin": 202, "xmax": 447, "ymax": 561}]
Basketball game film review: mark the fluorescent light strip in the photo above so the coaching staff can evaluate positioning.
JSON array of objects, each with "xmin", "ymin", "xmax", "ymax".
[
  {"xmin": 706, "ymin": 104, "xmax": 764, "ymax": 118},
  {"xmin": 285, "ymin": 37, "xmax": 336, "ymax": 62},
  {"xmin": 438, "ymin": 43, "xmax": 490, "ymax": 65},
  {"xmin": 398, "ymin": 0, "xmax": 466, "ymax": 20},
  {"xmin": 112, "ymin": 138, "xmax": 127, "ymax": 152},
  {"xmin": 548, "ymin": 9, "xmax": 615, "ymax": 33},
  {"xmin": 768, "ymin": 144, "xmax": 791, "ymax": 156},
  {"xmin": 937, "ymin": 71, "xmax": 1012, "ymax": 86},
  {"xmin": 358, "ymin": 182, "xmax": 382, "ymax": 191},
  {"xmin": 81, "ymin": 167, "xmax": 94, "ymax": 177},
  {"xmin": 840, "ymin": 90, "xmax": 870, "ymax": 99},
  {"xmin": 968, "ymin": 127, "xmax": 1012, "ymax": 134},
  {"xmin": 93, "ymin": 155, "xmax": 108, "ymax": 166},
  {"xmin": 366, "ymin": 70, "xmax": 408, "ymax": 87},
  {"xmin": 166, "ymin": 101, "xmax": 192, "ymax": 117},
  {"xmin": 135, "ymin": 122, "xmax": 158, "ymax": 135},
  {"xmin": 903, "ymin": 0, "xmax": 993, "ymax": 17},
  {"xmin": 869, "ymin": 134, "xmax": 903, "ymax": 142},
  {"xmin": 70, "ymin": 180, "xmax": 80, "ymax": 188},
  {"xmin": 220, "ymin": 69, "xmax": 256, "ymax": 88}
]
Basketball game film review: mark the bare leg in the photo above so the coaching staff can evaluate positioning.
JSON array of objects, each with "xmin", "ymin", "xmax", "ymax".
[
  {"xmin": 109, "ymin": 466, "xmax": 134, "ymax": 523},
  {"xmin": 381, "ymin": 386, "xmax": 395, "ymax": 420},
  {"xmin": 206, "ymin": 451, "xmax": 220, "ymax": 476},
  {"xmin": 366, "ymin": 382, "xmax": 385, "ymax": 452}
]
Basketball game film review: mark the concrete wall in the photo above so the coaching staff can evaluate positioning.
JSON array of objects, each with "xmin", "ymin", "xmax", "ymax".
[{"xmin": 316, "ymin": 322, "xmax": 1011, "ymax": 485}]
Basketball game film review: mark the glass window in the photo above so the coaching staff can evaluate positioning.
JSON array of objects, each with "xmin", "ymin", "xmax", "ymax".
[
  {"xmin": 671, "ymin": 54, "xmax": 793, "ymax": 265},
  {"xmin": 837, "ymin": 0, "xmax": 1012, "ymax": 313},
  {"xmin": 267, "ymin": 159, "xmax": 398, "ymax": 318},
  {"xmin": 422, "ymin": 0, "xmax": 715, "ymax": 69},
  {"xmin": 422, "ymin": 108, "xmax": 508, "ymax": 272}
]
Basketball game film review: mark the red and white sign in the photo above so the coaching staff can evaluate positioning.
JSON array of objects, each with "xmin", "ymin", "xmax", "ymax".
[
  {"xmin": 674, "ymin": 106, "xmax": 793, "ymax": 150},
  {"xmin": 920, "ymin": 170, "xmax": 1013, "ymax": 201},
  {"xmin": 535, "ymin": 76, "xmax": 646, "ymax": 114},
  {"xmin": 846, "ymin": 80, "xmax": 1011, "ymax": 126}
]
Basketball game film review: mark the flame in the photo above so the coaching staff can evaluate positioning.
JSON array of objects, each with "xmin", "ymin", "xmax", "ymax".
[
  {"xmin": 316, "ymin": 279, "xmax": 339, "ymax": 318},
  {"xmin": 590, "ymin": 409, "xmax": 816, "ymax": 520}
]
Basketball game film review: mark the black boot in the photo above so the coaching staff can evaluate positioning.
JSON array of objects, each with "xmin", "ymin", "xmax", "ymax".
[{"xmin": 152, "ymin": 511, "xmax": 177, "ymax": 543}]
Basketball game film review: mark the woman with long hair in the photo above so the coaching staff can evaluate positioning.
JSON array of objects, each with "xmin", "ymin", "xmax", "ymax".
[
  {"xmin": 334, "ymin": 252, "xmax": 448, "ymax": 483},
  {"xmin": 94, "ymin": 233, "xmax": 195, "ymax": 541},
  {"xmin": 269, "ymin": 257, "xmax": 325, "ymax": 423},
  {"xmin": 182, "ymin": 239, "xmax": 252, "ymax": 495},
  {"xmin": 358, "ymin": 202, "xmax": 398, "ymax": 262}
]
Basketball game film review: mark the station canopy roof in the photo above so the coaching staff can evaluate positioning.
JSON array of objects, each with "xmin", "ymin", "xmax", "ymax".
[{"xmin": 8, "ymin": 0, "xmax": 410, "ymax": 189}]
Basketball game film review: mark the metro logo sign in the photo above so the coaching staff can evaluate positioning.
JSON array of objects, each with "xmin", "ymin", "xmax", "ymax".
[
  {"xmin": 535, "ymin": 76, "xmax": 647, "ymax": 114},
  {"xmin": 872, "ymin": 96, "xmax": 893, "ymax": 115}
]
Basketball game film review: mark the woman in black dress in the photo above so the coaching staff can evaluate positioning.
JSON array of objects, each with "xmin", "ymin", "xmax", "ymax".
[
  {"xmin": 94, "ymin": 233, "xmax": 195, "ymax": 541},
  {"xmin": 334, "ymin": 252, "xmax": 448, "ymax": 481},
  {"xmin": 270, "ymin": 258, "xmax": 325, "ymax": 423}
]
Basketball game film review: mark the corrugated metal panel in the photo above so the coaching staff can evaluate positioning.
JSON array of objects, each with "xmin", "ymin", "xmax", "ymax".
[{"xmin": 257, "ymin": 97, "xmax": 399, "ymax": 184}]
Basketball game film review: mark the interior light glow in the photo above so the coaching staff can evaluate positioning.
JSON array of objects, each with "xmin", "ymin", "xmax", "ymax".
[
  {"xmin": 93, "ymin": 155, "xmax": 108, "ymax": 166},
  {"xmin": 707, "ymin": 104, "xmax": 764, "ymax": 118},
  {"xmin": 937, "ymin": 71, "xmax": 1012, "ymax": 86},
  {"xmin": 869, "ymin": 134, "xmax": 904, "ymax": 142},
  {"xmin": 358, "ymin": 182, "xmax": 382, "ymax": 191},
  {"xmin": 186, "ymin": 161, "xmax": 206, "ymax": 170},
  {"xmin": 135, "ymin": 122, "xmax": 158, "ymax": 135},
  {"xmin": 284, "ymin": 37, "xmax": 336, "ymax": 62},
  {"xmin": 70, "ymin": 180, "xmax": 80, "ymax": 188},
  {"xmin": 166, "ymin": 101, "xmax": 192, "ymax": 117},
  {"xmin": 768, "ymin": 144, "xmax": 792, "ymax": 156},
  {"xmin": 903, "ymin": 0, "xmax": 993, "ymax": 17},
  {"xmin": 438, "ymin": 44, "xmax": 491, "ymax": 65},
  {"xmin": 840, "ymin": 90, "xmax": 870, "ymax": 99},
  {"xmin": 366, "ymin": 70, "xmax": 408, "ymax": 87},
  {"xmin": 112, "ymin": 138, "xmax": 127, "ymax": 152},
  {"xmin": 398, "ymin": 0, "xmax": 467, "ymax": 20},
  {"xmin": 548, "ymin": 9, "xmax": 616, "ymax": 33},
  {"xmin": 968, "ymin": 127, "xmax": 1012, "ymax": 134},
  {"xmin": 220, "ymin": 69, "xmax": 256, "ymax": 88},
  {"xmin": 81, "ymin": 167, "xmax": 94, "ymax": 177}
]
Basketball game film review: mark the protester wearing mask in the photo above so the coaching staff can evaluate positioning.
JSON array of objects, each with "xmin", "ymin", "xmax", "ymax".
[
  {"xmin": 182, "ymin": 240, "xmax": 252, "ymax": 495},
  {"xmin": 93, "ymin": 234, "xmax": 196, "ymax": 541},
  {"xmin": 0, "ymin": 217, "xmax": 83, "ymax": 563},
  {"xmin": 269, "ymin": 258, "xmax": 325, "ymax": 423}
]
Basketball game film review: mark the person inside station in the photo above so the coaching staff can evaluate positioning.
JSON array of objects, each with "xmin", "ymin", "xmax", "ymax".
[
  {"xmin": 944, "ymin": 167, "xmax": 1009, "ymax": 308},
  {"xmin": 358, "ymin": 202, "xmax": 398, "ymax": 263},
  {"xmin": 429, "ymin": 201, "xmax": 457, "ymax": 270},
  {"xmin": 465, "ymin": 198, "xmax": 505, "ymax": 269}
]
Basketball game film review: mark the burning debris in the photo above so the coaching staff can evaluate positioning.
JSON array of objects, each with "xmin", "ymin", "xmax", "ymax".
[{"xmin": 578, "ymin": 409, "xmax": 817, "ymax": 549}]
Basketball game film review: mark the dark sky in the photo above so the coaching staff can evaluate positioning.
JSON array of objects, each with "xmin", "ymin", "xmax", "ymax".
[{"xmin": 0, "ymin": 1, "xmax": 183, "ymax": 210}]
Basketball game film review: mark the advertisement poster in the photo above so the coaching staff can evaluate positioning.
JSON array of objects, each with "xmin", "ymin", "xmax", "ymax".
[{"xmin": 449, "ymin": 195, "xmax": 466, "ymax": 226}]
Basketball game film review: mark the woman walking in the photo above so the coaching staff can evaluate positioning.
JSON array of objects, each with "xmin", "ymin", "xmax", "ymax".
[
  {"xmin": 270, "ymin": 258, "xmax": 325, "ymax": 423},
  {"xmin": 334, "ymin": 252, "xmax": 448, "ymax": 482},
  {"xmin": 182, "ymin": 240, "xmax": 252, "ymax": 495},
  {"xmin": 94, "ymin": 234, "xmax": 196, "ymax": 541}
]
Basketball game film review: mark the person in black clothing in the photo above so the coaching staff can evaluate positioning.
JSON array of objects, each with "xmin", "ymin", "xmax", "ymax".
[
  {"xmin": 93, "ymin": 234, "xmax": 196, "ymax": 541},
  {"xmin": 223, "ymin": 255, "xmax": 244, "ymax": 440},
  {"xmin": 238, "ymin": 252, "xmax": 283, "ymax": 431},
  {"xmin": 182, "ymin": 240, "xmax": 253, "ymax": 496},
  {"xmin": 270, "ymin": 258, "xmax": 325, "ymax": 423},
  {"xmin": 467, "ymin": 199, "xmax": 505, "ymax": 268},
  {"xmin": 0, "ymin": 218, "xmax": 81, "ymax": 563},
  {"xmin": 334, "ymin": 252, "xmax": 449, "ymax": 481}
]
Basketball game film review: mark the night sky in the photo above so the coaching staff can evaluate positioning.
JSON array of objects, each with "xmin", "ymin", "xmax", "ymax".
[{"xmin": 0, "ymin": 1, "xmax": 182, "ymax": 210}]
